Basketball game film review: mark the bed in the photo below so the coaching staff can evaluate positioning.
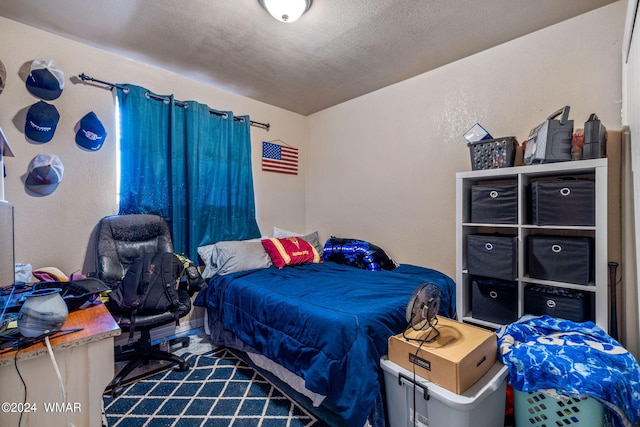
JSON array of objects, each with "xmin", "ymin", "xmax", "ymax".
[{"xmin": 193, "ymin": 235, "xmax": 456, "ymax": 427}]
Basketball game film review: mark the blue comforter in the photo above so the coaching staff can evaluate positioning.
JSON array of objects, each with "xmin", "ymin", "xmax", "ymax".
[{"xmin": 194, "ymin": 261, "xmax": 455, "ymax": 427}]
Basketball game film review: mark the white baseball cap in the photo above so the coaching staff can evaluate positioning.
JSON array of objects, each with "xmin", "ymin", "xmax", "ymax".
[
  {"xmin": 25, "ymin": 59, "xmax": 65, "ymax": 100},
  {"xmin": 25, "ymin": 153, "xmax": 64, "ymax": 195}
]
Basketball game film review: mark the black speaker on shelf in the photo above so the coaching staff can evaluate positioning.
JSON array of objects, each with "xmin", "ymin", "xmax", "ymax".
[{"xmin": 583, "ymin": 113, "xmax": 606, "ymax": 159}]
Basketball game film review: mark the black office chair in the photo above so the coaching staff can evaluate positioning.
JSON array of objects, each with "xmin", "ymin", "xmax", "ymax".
[{"xmin": 96, "ymin": 214, "xmax": 191, "ymax": 397}]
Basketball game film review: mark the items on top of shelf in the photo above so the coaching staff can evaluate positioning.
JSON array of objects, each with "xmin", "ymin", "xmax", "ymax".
[
  {"xmin": 524, "ymin": 106, "xmax": 574, "ymax": 165},
  {"xmin": 583, "ymin": 113, "xmax": 607, "ymax": 159},
  {"xmin": 468, "ymin": 136, "xmax": 518, "ymax": 170},
  {"xmin": 463, "ymin": 123, "xmax": 492, "ymax": 143},
  {"xmin": 25, "ymin": 58, "xmax": 65, "ymax": 100},
  {"xmin": 464, "ymin": 107, "xmax": 608, "ymax": 170},
  {"xmin": 25, "ymin": 101, "xmax": 59, "ymax": 143}
]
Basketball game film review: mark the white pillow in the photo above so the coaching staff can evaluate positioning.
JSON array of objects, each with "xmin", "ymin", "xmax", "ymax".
[
  {"xmin": 272, "ymin": 226, "xmax": 301, "ymax": 238},
  {"xmin": 197, "ymin": 240, "xmax": 272, "ymax": 279},
  {"xmin": 272, "ymin": 227, "xmax": 323, "ymax": 255}
]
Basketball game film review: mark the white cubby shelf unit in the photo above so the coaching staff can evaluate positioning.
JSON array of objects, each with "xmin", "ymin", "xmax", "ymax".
[{"xmin": 455, "ymin": 158, "xmax": 608, "ymax": 331}]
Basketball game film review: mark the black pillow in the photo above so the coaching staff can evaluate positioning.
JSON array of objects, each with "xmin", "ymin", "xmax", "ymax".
[{"xmin": 322, "ymin": 237, "xmax": 396, "ymax": 271}]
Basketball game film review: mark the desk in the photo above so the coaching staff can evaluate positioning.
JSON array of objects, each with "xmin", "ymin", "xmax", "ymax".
[{"xmin": 0, "ymin": 302, "xmax": 120, "ymax": 427}]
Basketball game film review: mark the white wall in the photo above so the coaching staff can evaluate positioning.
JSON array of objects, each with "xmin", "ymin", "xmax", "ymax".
[
  {"xmin": 0, "ymin": 17, "xmax": 308, "ymax": 275},
  {"xmin": 622, "ymin": 0, "xmax": 640, "ymax": 357},
  {"xmin": 307, "ymin": 2, "xmax": 625, "ymax": 278}
]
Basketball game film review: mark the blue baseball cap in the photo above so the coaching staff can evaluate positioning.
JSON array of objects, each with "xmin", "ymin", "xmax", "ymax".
[
  {"xmin": 75, "ymin": 112, "xmax": 107, "ymax": 151},
  {"xmin": 25, "ymin": 101, "xmax": 60, "ymax": 143},
  {"xmin": 25, "ymin": 59, "xmax": 65, "ymax": 100}
]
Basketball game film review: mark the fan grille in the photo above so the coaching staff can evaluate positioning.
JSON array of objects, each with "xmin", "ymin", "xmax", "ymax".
[{"xmin": 404, "ymin": 283, "xmax": 441, "ymax": 343}]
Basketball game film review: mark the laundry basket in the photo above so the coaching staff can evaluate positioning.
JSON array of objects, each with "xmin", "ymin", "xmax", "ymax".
[{"xmin": 514, "ymin": 389, "xmax": 604, "ymax": 427}]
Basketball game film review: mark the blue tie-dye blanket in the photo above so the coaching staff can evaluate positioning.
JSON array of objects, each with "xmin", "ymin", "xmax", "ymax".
[{"xmin": 497, "ymin": 315, "xmax": 640, "ymax": 427}]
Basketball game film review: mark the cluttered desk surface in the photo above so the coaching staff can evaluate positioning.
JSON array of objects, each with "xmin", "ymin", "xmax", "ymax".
[{"xmin": 0, "ymin": 302, "xmax": 120, "ymax": 365}]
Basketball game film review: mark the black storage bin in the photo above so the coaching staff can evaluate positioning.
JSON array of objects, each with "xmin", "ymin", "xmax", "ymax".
[
  {"xmin": 530, "ymin": 179, "xmax": 595, "ymax": 226},
  {"xmin": 472, "ymin": 278, "xmax": 518, "ymax": 324},
  {"xmin": 524, "ymin": 284, "xmax": 593, "ymax": 323},
  {"xmin": 527, "ymin": 235, "xmax": 593, "ymax": 285},
  {"xmin": 470, "ymin": 183, "xmax": 517, "ymax": 224},
  {"xmin": 467, "ymin": 234, "xmax": 518, "ymax": 280}
]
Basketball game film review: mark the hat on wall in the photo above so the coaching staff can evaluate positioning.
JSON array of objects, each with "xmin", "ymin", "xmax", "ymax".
[
  {"xmin": 76, "ymin": 111, "xmax": 107, "ymax": 151},
  {"xmin": 0, "ymin": 60, "xmax": 6, "ymax": 94},
  {"xmin": 25, "ymin": 101, "xmax": 60, "ymax": 143},
  {"xmin": 25, "ymin": 153, "xmax": 64, "ymax": 195},
  {"xmin": 25, "ymin": 59, "xmax": 65, "ymax": 100}
]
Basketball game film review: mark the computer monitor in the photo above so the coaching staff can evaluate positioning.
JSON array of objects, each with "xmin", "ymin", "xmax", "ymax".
[{"xmin": 0, "ymin": 200, "xmax": 15, "ymax": 287}]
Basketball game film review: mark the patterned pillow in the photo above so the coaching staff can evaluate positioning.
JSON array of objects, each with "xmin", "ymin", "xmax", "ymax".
[
  {"xmin": 272, "ymin": 227, "xmax": 324, "ymax": 255},
  {"xmin": 322, "ymin": 237, "xmax": 396, "ymax": 271},
  {"xmin": 261, "ymin": 237, "xmax": 322, "ymax": 269}
]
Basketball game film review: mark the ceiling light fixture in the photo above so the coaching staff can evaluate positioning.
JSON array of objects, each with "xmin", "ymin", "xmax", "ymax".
[{"xmin": 259, "ymin": 0, "xmax": 312, "ymax": 23}]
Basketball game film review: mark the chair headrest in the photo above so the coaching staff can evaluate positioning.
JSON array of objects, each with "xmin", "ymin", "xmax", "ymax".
[{"xmin": 95, "ymin": 214, "xmax": 174, "ymax": 285}]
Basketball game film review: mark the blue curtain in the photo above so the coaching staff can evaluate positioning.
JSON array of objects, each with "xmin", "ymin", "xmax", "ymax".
[{"xmin": 116, "ymin": 84, "xmax": 260, "ymax": 261}]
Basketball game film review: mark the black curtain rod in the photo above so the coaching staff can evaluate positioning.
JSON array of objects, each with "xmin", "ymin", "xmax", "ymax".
[{"xmin": 78, "ymin": 73, "xmax": 270, "ymax": 131}]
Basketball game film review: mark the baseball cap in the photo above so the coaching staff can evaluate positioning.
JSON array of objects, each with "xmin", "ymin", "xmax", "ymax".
[
  {"xmin": 0, "ymin": 60, "xmax": 5, "ymax": 94},
  {"xmin": 25, "ymin": 59, "xmax": 65, "ymax": 100},
  {"xmin": 76, "ymin": 111, "xmax": 107, "ymax": 151},
  {"xmin": 25, "ymin": 153, "xmax": 64, "ymax": 195},
  {"xmin": 25, "ymin": 101, "xmax": 60, "ymax": 143}
]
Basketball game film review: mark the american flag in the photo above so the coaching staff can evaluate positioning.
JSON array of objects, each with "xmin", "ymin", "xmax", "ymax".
[{"xmin": 262, "ymin": 141, "xmax": 298, "ymax": 175}]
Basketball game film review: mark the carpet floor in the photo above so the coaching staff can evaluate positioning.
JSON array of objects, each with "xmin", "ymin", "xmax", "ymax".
[{"xmin": 103, "ymin": 347, "xmax": 323, "ymax": 427}]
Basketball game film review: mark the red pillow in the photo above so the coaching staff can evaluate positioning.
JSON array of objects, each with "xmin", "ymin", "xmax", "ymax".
[{"xmin": 261, "ymin": 237, "xmax": 322, "ymax": 269}]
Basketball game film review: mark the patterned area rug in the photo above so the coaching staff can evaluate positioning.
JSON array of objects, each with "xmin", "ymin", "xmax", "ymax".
[{"xmin": 103, "ymin": 348, "xmax": 322, "ymax": 427}]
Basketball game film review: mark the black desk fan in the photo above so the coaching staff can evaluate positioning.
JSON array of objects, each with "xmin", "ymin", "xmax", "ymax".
[{"xmin": 404, "ymin": 283, "xmax": 441, "ymax": 343}]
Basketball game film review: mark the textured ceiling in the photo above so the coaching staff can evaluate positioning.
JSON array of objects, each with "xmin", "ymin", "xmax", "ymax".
[{"xmin": 0, "ymin": 0, "xmax": 618, "ymax": 115}]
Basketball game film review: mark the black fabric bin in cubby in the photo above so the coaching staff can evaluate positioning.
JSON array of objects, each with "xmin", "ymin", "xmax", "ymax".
[
  {"xmin": 530, "ymin": 179, "xmax": 595, "ymax": 226},
  {"xmin": 527, "ymin": 235, "xmax": 593, "ymax": 285},
  {"xmin": 524, "ymin": 284, "xmax": 593, "ymax": 323},
  {"xmin": 470, "ymin": 183, "xmax": 518, "ymax": 224},
  {"xmin": 472, "ymin": 278, "xmax": 518, "ymax": 324},
  {"xmin": 466, "ymin": 234, "xmax": 518, "ymax": 281}
]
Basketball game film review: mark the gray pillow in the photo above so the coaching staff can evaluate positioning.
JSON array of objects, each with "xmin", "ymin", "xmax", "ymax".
[{"xmin": 197, "ymin": 240, "xmax": 272, "ymax": 279}]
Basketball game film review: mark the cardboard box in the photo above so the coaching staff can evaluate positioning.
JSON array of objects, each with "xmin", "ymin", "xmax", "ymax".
[{"xmin": 387, "ymin": 316, "xmax": 497, "ymax": 394}]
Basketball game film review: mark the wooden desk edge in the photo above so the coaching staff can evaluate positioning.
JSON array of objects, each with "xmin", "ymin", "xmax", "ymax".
[{"xmin": 0, "ymin": 302, "xmax": 121, "ymax": 365}]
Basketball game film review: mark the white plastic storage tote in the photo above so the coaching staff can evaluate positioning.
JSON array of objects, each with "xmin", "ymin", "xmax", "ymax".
[{"xmin": 381, "ymin": 356, "xmax": 508, "ymax": 427}]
